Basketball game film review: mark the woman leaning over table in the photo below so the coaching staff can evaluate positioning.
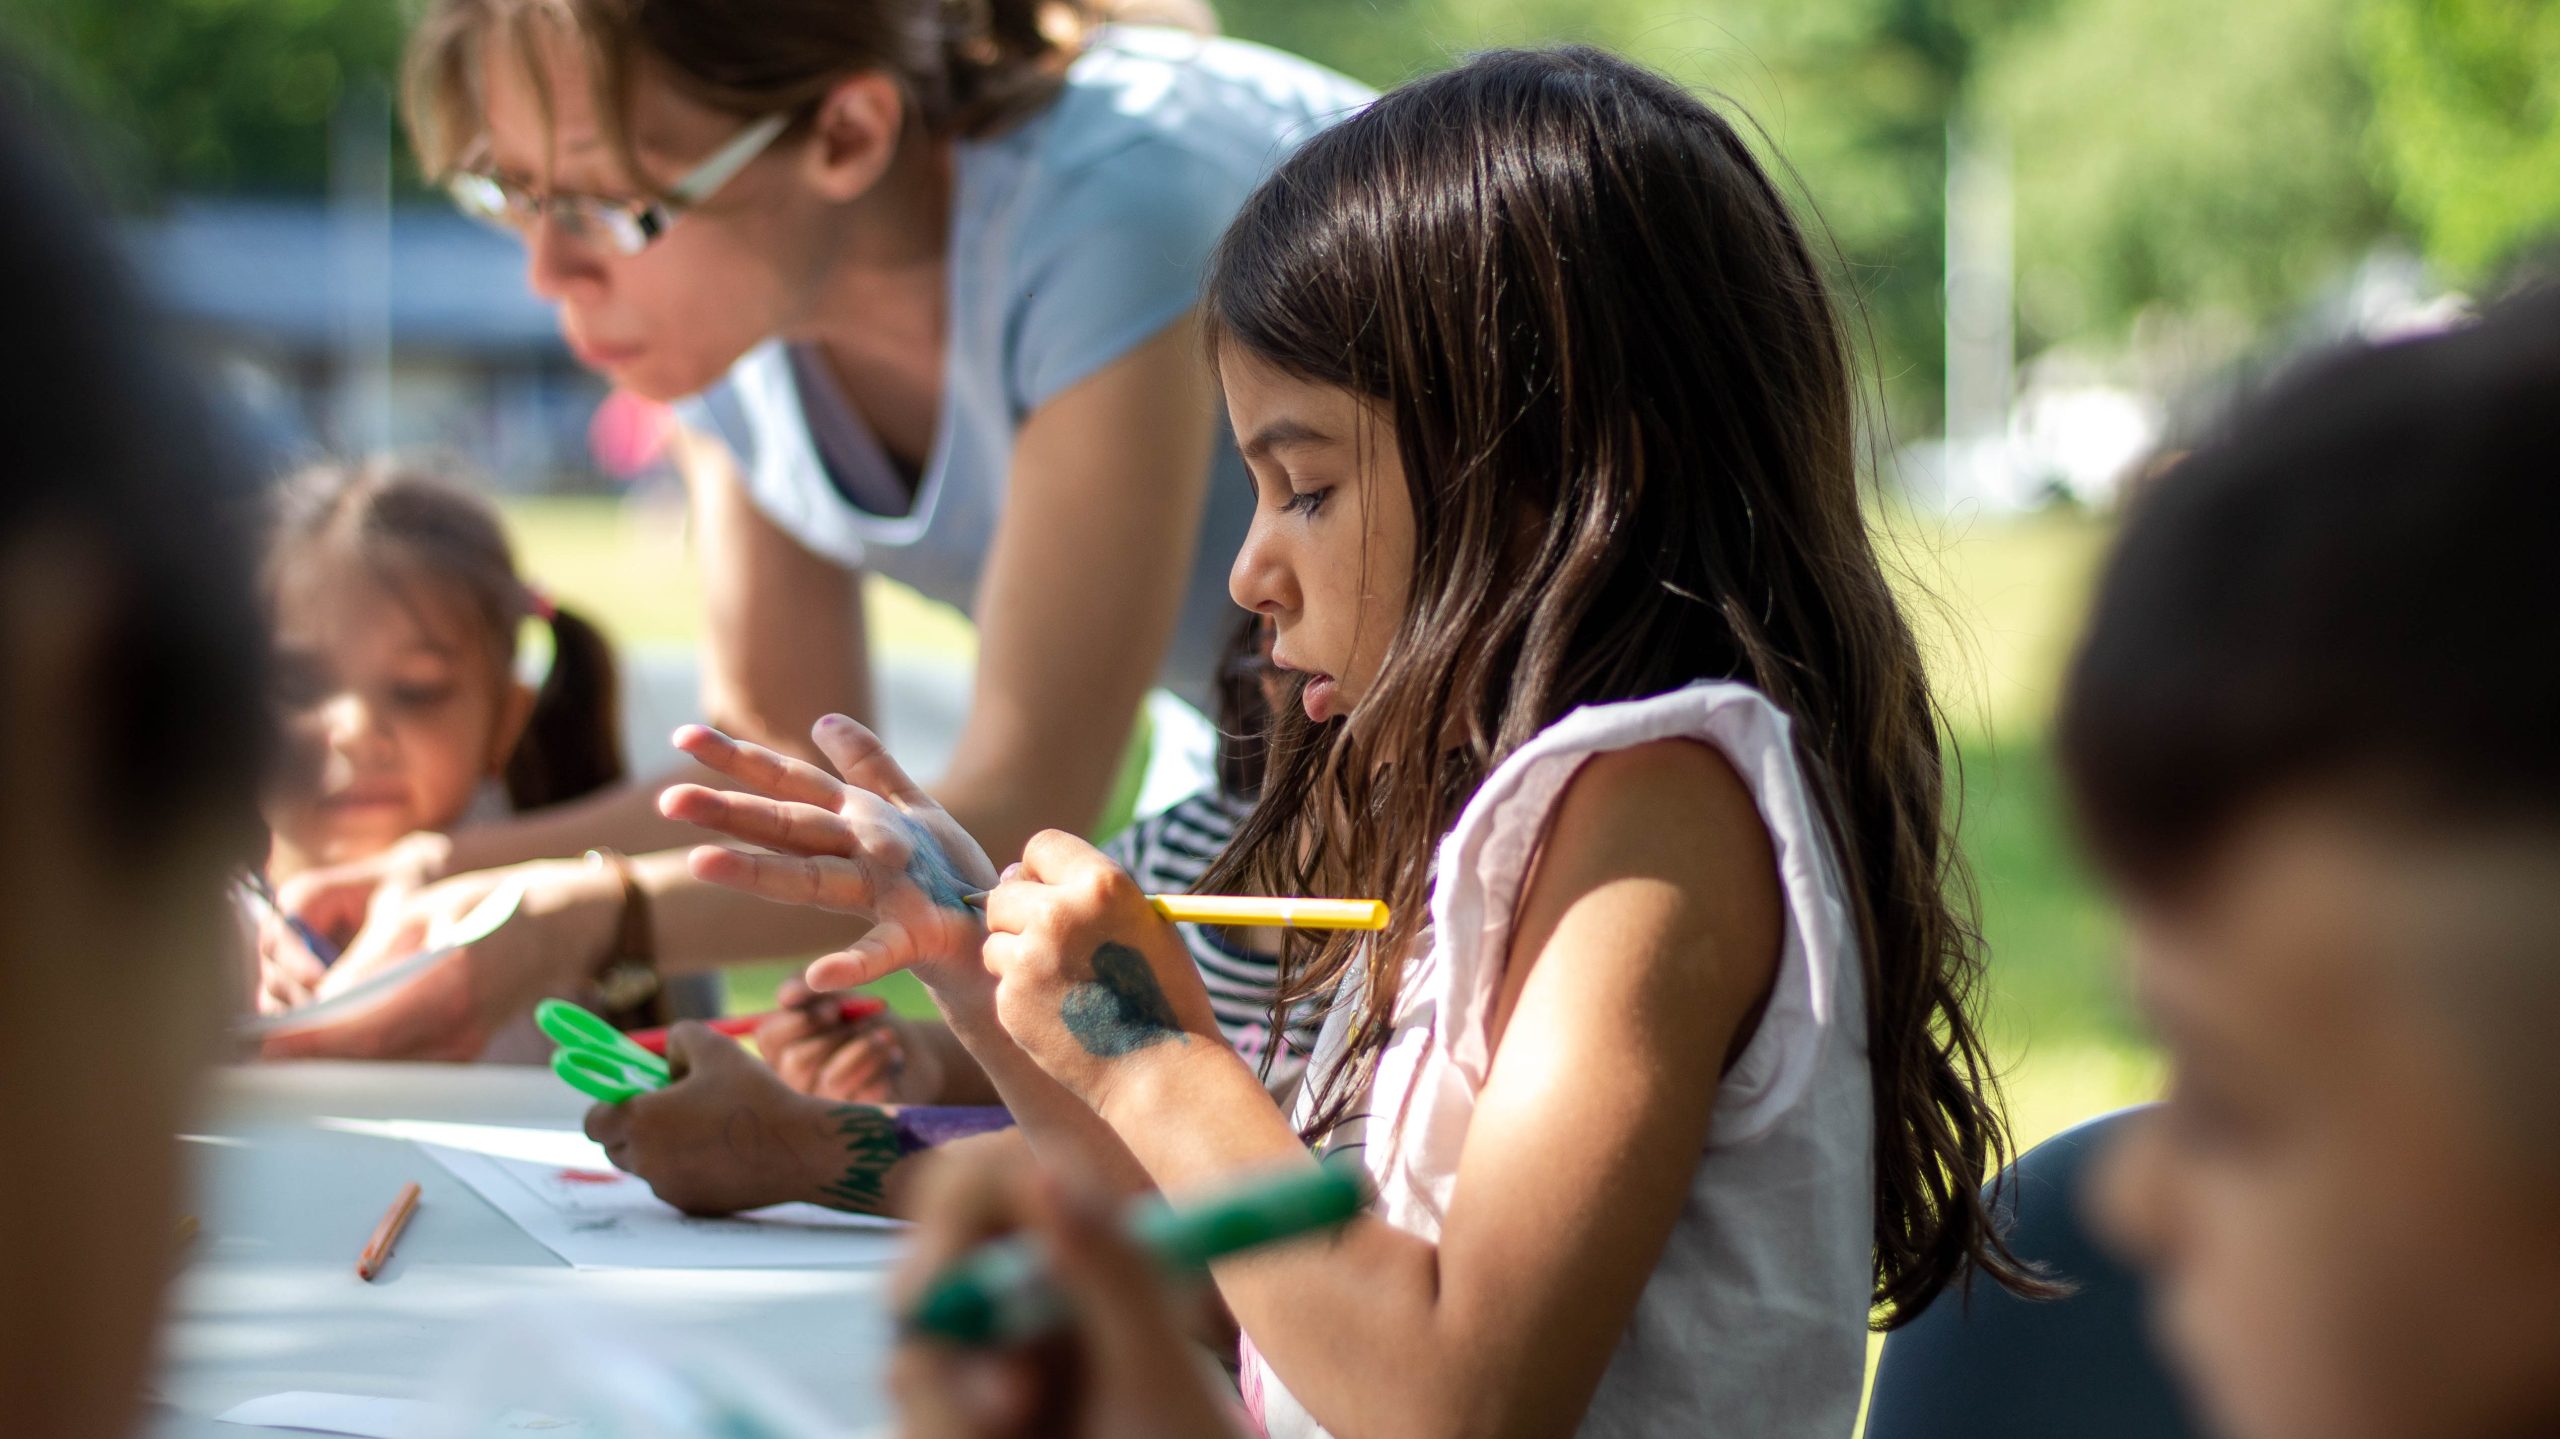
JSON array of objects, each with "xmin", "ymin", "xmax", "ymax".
[{"xmin": 266, "ymin": 0, "xmax": 1369, "ymax": 1063}]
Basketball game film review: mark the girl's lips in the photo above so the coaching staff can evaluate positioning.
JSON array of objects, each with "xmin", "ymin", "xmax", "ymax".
[
  {"xmin": 1301, "ymin": 673, "xmax": 1338, "ymax": 723},
  {"xmin": 319, "ymin": 790, "xmax": 409, "ymax": 812}
]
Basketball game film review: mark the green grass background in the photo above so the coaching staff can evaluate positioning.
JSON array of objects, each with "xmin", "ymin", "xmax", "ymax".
[{"xmin": 505, "ymin": 495, "xmax": 2159, "ymax": 1145}]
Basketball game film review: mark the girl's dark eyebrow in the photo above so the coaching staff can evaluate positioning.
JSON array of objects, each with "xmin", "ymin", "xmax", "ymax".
[{"xmin": 1239, "ymin": 418, "xmax": 1332, "ymax": 461}]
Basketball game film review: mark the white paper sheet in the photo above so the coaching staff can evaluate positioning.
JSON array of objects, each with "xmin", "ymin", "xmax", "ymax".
[
  {"xmin": 213, "ymin": 1391, "xmax": 580, "ymax": 1436},
  {"xmin": 240, "ymin": 879, "xmax": 529, "ymax": 1039},
  {"xmin": 330, "ymin": 1119, "xmax": 905, "ymax": 1270}
]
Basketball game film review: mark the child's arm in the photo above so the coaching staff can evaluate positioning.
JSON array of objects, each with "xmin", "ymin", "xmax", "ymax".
[
  {"xmin": 657, "ymin": 717, "xmax": 1170, "ymax": 1200},
  {"xmin": 747, "ymin": 769, "xmax": 1214, "ymax": 1108},
  {"xmin": 982, "ymin": 739, "xmax": 1783, "ymax": 1439}
]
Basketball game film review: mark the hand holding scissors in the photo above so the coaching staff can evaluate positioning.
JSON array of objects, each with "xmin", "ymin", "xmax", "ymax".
[{"xmin": 536, "ymin": 998, "xmax": 672, "ymax": 1104}]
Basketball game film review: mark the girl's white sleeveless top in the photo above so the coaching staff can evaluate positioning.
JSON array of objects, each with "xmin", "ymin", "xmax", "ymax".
[{"xmin": 1241, "ymin": 682, "xmax": 1875, "ymax": 1438}]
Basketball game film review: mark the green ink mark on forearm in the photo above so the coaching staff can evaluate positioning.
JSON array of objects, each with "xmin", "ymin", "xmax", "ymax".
[
  {"xmin": 1058, "ymin": 942, "xmax": 1188, "ymax": 1059},
  {"xmin": 815, "ymin": 1104, "xmax": 902, "ymax": 1213}
]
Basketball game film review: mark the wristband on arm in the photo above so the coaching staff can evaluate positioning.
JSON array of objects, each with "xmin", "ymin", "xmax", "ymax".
[{"xmin": 584, "ymin": 847, "xmax": 667, "ymax": 1030}]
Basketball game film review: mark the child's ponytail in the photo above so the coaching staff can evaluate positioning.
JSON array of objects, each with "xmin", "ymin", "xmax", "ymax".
[{"xmin": 503, "ymin": 600, "xmax": 627, "ymax": 813}]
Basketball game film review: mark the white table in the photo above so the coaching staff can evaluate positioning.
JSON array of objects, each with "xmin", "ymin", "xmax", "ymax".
[{"xmin": 149, "ymin": 1063, "xmax": 899, "ymax": 1437}]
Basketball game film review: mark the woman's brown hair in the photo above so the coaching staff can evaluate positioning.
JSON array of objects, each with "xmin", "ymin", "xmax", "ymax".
[
  {"xmin": 265, "ymin": 458, "xmax": 625, "ymax": 813},
  {"xmin": 1201, "ymin": 46, "xmax": 2044, "ymax": 1323},
  {"xmin": 403, "ymin": 0, "xmax": 1207, "ymax": 190}
]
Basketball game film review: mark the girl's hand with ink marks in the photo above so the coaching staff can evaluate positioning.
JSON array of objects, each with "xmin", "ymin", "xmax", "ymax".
[
  {"xmin": 890, "ymin": 1145, "xmax": 1247, "ymax": 1439},
  {"xmin": 661, "ymin": 717, "xmax": 998, "ymax": 1002},
  {"xmin": 583, "ymin": 1022, "xmax": 920, "ymax": 1217},
  {"xmin": 977, "ymin": 830, "xmax": 1227, "ymax": 1116}
]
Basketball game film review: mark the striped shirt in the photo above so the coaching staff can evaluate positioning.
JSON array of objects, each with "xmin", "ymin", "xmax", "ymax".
[{"xmin": 1103, "ymin": 787, "xmax": 1319, "ymax": 1096}]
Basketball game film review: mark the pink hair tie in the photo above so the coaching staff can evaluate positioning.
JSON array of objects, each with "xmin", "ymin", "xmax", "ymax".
[{"xmin": 524, "ymin": 584, "xmax": 559, "ymax": 622}]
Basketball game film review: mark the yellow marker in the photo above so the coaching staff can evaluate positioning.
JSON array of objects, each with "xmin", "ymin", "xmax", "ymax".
[
  {"xmin": 964, "ymin": 891, "xmax": 1389, "ymax": 931},
  {"xmin": 1147, "ymin": 895, "xmax": 1387, "ymax": 930}
]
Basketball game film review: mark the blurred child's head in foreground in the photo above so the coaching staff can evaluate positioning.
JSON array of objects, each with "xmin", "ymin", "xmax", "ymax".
[
  {"xmin": 0, "ymin": 83, "xmax": 266, "ymax": 1439},
  {"xmin": 260, "ymin": 458, "xmax": 623, "ymax": 875},
  {"xmin": 2060, "ymin": 298, "xmax": 2560, "ymax": 1439}
]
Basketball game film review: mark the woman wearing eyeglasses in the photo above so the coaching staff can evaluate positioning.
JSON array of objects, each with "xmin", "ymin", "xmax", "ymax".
[{"xmin": 263, "ymin": 0, "xmax": 1368, "ymax": 1067}]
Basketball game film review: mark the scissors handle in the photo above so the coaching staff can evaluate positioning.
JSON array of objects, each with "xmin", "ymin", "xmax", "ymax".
[
  {"xmin": 551, "ymin": 1047, "xmax": 660, "ymax": 1105},
  {"xmin": 536, "ymin": 998, "xmax": 671, "ymax": 1074},
  {"xmin": 536, "ymin": 999, "xmax": 672, "ymax": 1105}
]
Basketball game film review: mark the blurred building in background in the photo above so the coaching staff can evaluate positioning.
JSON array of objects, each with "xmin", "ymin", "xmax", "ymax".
[{"xmin": 124, "ymin": 197, "xmax": 607, "ymax": 489}]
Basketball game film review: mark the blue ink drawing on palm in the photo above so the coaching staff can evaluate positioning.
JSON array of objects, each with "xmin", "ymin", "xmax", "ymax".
[{"xmin": 892, "ymin": 811, "xmax": 976, "ymax": 913}]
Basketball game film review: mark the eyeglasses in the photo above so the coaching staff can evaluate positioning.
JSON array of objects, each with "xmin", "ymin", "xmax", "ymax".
[{"xmin": 447, "ymin": 111, "xmax": 791, "ymax": 257}]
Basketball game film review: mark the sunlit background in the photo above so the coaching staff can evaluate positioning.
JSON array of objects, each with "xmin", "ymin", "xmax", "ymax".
[{"xmin": 6, "ymin": 0, "xmax": 2557, "ymax": 1149}]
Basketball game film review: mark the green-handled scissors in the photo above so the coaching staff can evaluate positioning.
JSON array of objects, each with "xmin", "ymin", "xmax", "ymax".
[{"xmin": 536, "ymin": 998, "xmax": 672, "ymax": 1104}]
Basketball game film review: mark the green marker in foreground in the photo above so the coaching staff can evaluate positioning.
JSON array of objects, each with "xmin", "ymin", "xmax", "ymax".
[{"xmin": 905, "ymin": 1159, "xmax": 1368, "ymax": 1345}]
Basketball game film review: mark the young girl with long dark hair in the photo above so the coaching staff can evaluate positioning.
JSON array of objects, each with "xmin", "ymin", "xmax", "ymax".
[{"xmin": 646, "ymin": 45, "xmax": 2037, "ymax": 1435}]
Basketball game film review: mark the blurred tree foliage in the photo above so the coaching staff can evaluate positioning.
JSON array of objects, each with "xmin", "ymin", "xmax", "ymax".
[
  {"xmin": 11, "ymin": 0, "xmax": 2553, "ymax": 433},
  {"xmin": 2358, "ymin": 0, "xmax": 2560, "ymax": 282},
  {"xmin": 1976, "ymin": 0, "xmax": 2389, "ymax": 348},
  {"xmin": 1217, "ymin": 0, "xmax": 2036, "ymax": 450},
  {"xmin": 0, "ymin": 0, "xmax": 404, "ymax": 196}
]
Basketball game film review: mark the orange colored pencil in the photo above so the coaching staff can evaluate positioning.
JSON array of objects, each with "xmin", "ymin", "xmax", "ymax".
[{"xmin": 356, "ymin": 1181, "xmax": 422, "ymax": 1282}]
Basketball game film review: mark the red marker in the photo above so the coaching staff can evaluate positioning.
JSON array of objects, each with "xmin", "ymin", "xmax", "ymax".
[{"xmin": 623, "ymin": 994, "xmax": 890, "ymax": 1055}]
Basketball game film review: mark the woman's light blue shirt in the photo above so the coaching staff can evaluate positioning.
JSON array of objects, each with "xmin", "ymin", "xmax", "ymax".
[{"xmin": 677, "ymin": 27, "xmax": 1371, "ymax": 714}]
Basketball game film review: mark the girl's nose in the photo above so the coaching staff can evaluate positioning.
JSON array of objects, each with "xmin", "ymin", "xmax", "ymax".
[
  {"xmin": 321, "ymin": 692, "xmax": 390, "ymax": 752},
  {"xmin": 1229, "ymin": 517, "xmax": 1295, "ymax": 618}
]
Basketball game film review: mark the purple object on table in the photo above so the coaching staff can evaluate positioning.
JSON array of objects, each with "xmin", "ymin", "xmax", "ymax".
[{"xmin": 891, "ymin": 1106, "xmax": 1017, "ymax": 1157}]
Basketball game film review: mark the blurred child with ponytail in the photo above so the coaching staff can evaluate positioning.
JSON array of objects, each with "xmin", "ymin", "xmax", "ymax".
[{"xmin": 254, "ymin": 458, "xmax": 623, "ymax": 1006}]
